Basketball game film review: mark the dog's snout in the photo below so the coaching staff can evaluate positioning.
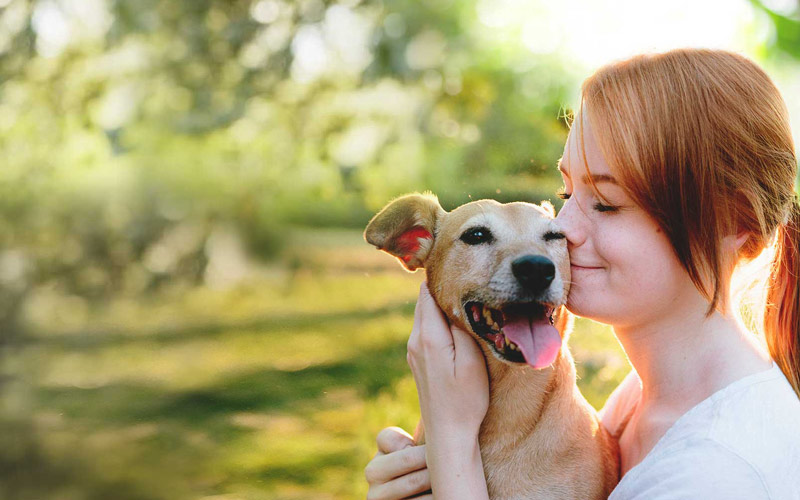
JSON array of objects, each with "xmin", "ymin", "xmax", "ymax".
[{"xmin": 511, "ymin": 255, "xmax": 555, "ymax": 294}]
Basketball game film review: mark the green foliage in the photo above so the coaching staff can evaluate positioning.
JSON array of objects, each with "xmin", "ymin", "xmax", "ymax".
[
  {"xmin": 0, "ymin": 0, "xmax": 577, "ymax": 338},
  {"xmin": 749, "ymin": 0, "xmax": 800, "ymax": 60}
]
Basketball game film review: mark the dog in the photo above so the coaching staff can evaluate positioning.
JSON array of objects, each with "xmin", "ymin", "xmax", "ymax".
[{"xmin": 364, "ymin": 192, "xmax": 619, "ymax": 499}]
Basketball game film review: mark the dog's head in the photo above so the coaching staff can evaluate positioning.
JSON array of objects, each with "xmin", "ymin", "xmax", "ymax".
[{"xmin": 364, "ymin": 192, "xmax": 571, "ymax": 369}]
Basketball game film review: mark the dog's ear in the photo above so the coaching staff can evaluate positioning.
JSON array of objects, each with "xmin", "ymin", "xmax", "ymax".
[
  {"xmin": 540, "ymin": 200, "xmax": 556, "ymax": 218},
  {"xmin": 364, "ymin": 192, "xmax": 445, "ymax": 271}
]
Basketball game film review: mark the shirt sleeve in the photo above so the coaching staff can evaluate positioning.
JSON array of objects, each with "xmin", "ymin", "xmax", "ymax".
[{"xmin": 611, "ymin": 439, "xmax": 771, "ymax": 500}]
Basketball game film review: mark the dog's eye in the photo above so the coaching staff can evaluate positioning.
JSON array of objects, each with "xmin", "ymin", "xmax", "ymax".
[
  {"xmin": 460, "ymin": 226, "xmax": 494, "ymax": 245},
  {"xmin": 543, "ymin": 231, "xmax": 566, "ymax": 242}
]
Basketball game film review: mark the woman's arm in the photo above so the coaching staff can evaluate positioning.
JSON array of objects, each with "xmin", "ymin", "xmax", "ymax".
[
  {"xmin": 425, "ymin": 433, "xmax": 487, "ymax": 500},
  {"xmin": 406, "ymin": 283, "xmax": 490, "ymax": 500}
]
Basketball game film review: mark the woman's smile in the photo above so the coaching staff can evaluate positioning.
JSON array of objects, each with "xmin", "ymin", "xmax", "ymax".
[
  {"xmin": 570, "ymin": 264, "xmax": 603, "ymax": 273},
  {"xmin": 570, "ymin": 263, "xmax": 603, "ymax": 270}
]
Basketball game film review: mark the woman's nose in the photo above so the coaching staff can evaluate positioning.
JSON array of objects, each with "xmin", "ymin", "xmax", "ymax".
[{"xmin": 554, "ymin": 197, "xmax": 586, "ymax": 247}]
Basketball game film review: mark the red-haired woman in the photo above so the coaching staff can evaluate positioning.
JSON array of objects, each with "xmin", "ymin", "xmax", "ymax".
[{"xmin": 365, "ymin": 49, "xmax": 800, "ymax": 499}]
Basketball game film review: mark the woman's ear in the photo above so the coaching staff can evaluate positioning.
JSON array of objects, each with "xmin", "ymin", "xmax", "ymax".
[
  {"xmin": 734, "ymin": 231, "xmax": 750, "ymax": 252},
  {"xmin": 722, "ymin": 230, "xmax": 752, "ymax": 259}
]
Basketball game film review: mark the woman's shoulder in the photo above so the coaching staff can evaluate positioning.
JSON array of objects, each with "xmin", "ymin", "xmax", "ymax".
[
  {"xmin": 610, "ymin": 363, "xmax": 800, "ymax": 500},
  {"xmin": 609, "ymin": 437, "xmax": 773, "ymax": 499},
  {"xmin": 599, "ymin": 368, "xmax": 642, "ymax": 438},
  {"xmin": 703, "ymin": 362, "xmax": 800, "ymax": 465}
]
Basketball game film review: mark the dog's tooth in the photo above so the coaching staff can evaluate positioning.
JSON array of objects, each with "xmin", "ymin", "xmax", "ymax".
[{"xmin": 482, "ymin": 307, "xmax": 494, "ymax": 325}]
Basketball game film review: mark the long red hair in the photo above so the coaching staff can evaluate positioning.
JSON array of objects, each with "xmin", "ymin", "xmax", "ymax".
[{"xmin": 578, "ymin": 49, "xmax": 800, "ymax": 397}]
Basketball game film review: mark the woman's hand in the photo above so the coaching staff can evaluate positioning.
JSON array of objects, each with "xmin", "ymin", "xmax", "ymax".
[
  {"xmin": 366, "ymin": 283, "xmax": 490, "ymax": 500},
  {"xmin": 365, "ymin": 426, "xmax": 431, "ymax": 500},
  {"xmin": 407, "ymin": 282, "xmax": 489, "ymax": 443}
]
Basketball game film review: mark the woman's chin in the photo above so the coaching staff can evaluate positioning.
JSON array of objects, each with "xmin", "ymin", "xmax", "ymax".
[
  {"xmin": 565, "ymin": 296, "xmax": 589, "ymax": 317},
  {"xmin": 565, "ymin": 296, "xmax": 611, "ymax": 323}
]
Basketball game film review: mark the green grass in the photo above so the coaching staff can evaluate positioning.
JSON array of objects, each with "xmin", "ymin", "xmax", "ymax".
[{"xmin": 2, "ymin": 228, "xmax": 629, "ymax": 499}]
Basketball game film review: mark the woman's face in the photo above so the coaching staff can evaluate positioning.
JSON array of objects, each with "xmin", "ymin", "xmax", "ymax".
[{"xmin": 555, "ymin": 115, "xmax": 695, "ymax": 328}]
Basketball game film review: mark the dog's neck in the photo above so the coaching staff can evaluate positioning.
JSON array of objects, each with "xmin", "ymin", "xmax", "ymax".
[{"xmin": 479, "ymin": 349, "xmax": 576, "ymax": 444}]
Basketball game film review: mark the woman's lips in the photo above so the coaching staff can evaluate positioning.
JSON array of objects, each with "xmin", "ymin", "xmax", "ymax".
[{"xmin": 570, "ymin": 264, "xmax": 603, "ymax": 270}]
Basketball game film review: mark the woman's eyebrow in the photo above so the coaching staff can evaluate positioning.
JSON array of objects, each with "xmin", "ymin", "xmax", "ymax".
[
  {"xmin": 584, "ymin": 174, "xmax": 618, "ymax": 185},
  {"xmin": 558, "ymin": 158, "xmax": 618, "ymax": 185}
]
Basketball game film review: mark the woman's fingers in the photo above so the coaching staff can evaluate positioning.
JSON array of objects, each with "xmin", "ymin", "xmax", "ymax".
[
  {"xmin": 366, "ymin": 466, "xmax": 431, "ymax": 500},
  {"xmin": 408, "ymin": 282, "xmax": 453, "ymax": 356},
  {"xmin": 365, "ymin": 444, "xmax": 427, "ymax": 484},
  {"xmin": 407, "ymin": 283, "xmax": 426, "ymax": 356},
  {"xmin": 409, "ymin": 282, "xmax": 484, "ymax": 374},
  {"xmin": 376, "ymin": 426, "xmax": 415, "ymax": 455},
  {"xmin": 450, "ymin": 323, "xmax": 485, "ymax": 372},
  {"xmin": 366, "ymin": 428, "xmax": 429, "ymax": 500}
]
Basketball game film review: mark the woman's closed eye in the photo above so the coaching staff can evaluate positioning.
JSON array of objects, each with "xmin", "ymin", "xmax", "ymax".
[
  {"xmin": 592, "ymin": 202, "xmax": 619, "ymax": 213},
  {"xmin": 556, "ymin": 190, "xmax": 621, "ymax": 213}
]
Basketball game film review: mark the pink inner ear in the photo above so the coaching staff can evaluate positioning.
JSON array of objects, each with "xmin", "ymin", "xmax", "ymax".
[{"xmin": 396, "ymin": 226, "xmax": 432, "ymax": 258}]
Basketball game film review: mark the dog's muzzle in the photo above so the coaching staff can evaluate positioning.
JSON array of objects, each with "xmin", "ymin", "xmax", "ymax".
[{"xmin": 465, "ymin": 301, "xmax": 561, "ymax": 369}]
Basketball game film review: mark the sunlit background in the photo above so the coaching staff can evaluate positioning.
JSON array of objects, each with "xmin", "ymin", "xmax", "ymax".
[{"xmin": 1, "ymin": 0, "xmax": 799, "ymax": 499}]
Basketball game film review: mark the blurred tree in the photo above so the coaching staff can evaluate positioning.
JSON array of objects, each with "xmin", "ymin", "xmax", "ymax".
[
  {"xmin": 0, "ymin": 0, "xmax": 577, "ymax": 321},
  {"xmin": 750, "ymin": 0, "xmax": 800, "ymax": 60}
]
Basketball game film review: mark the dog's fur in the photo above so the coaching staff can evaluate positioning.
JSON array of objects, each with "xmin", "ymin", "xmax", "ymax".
[{"xmin": 365, "ymin": 193, "xmax": 619, "ymax": 499}]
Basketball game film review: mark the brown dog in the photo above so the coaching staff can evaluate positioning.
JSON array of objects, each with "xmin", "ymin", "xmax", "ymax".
[{"xmin": 365, "ymin": 192, "xmax": 619, "ymax": 499}]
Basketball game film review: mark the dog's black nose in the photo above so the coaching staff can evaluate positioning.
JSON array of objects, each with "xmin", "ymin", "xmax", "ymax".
[{"xmin": 512, "ymin": 255, "xmax": 555, "ymax": 294}]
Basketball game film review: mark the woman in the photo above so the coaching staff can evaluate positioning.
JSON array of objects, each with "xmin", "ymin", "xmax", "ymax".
[{"xmin": 364, "ymin": 49, "xmax": 800, "ymax": 499}]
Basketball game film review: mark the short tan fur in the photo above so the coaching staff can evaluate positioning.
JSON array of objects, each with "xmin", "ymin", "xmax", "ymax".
[{"xmin": 365, "ymin": 192, "xmax": 619, "ymax": 499}]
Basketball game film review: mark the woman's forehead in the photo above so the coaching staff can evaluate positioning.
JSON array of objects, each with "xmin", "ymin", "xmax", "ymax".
[{"xmin": 561, "ymin": 116, "xmax": 614, "ymax": 178}]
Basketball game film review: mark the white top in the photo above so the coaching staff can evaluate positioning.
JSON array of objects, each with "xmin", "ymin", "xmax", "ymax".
[{"xmin": 600, "ymin": 362, "xmax": 800, "ymax": 500}]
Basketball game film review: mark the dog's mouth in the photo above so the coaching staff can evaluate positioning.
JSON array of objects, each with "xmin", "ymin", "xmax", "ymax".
[{"xmin": 465, "ymin": 301, "xmax": 561, "ymax": 369}]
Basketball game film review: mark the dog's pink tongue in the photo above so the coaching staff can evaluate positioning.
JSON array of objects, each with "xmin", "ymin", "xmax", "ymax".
[{"xmin": 503, "ymin": 313, "xmax": 562, "ymax": 369}]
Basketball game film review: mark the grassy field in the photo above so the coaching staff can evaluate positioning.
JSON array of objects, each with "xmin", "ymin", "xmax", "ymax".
[{"xmin": 2, "ymin": 228, "xmax": 629, "ymax": 500}]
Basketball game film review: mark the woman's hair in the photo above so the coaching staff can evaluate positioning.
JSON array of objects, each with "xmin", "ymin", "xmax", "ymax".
[{"xmin": 577, "ymin": 49, "xmax": 800, "ymax": 397}]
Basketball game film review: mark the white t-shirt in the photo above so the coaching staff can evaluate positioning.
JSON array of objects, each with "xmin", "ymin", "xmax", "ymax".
[{"xmin": 600, "ymin": 362, "xmax": 800, "ymax": 500}]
